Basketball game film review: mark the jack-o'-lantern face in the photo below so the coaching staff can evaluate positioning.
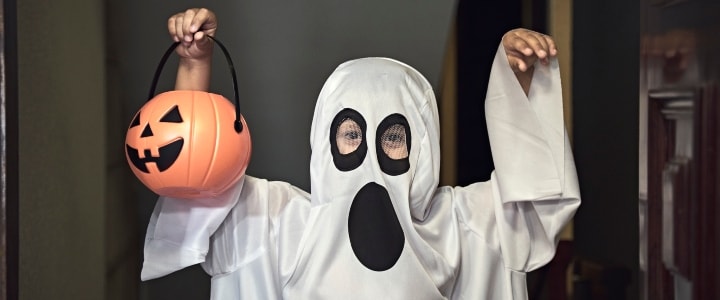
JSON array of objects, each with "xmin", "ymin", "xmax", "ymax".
[
  {"xmin": 125, "ymin": 90, "xmax": 252, "ymax": 198},
  {"xmin": 126, "ymin": 105, "xmax": 184, "ymax": 173}
]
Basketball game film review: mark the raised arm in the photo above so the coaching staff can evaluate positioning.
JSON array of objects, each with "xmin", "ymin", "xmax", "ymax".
[
  {"xmin": 452, "ymin": 29, "xmax": 579, "ymax": 275},
  {"xmin": 168, "ymin": 8, "xmax": 217, "ymax": 91},
  {"xmin": 486, "ymin": 29, "xmax": 579, "ymax": 272},
  {"xmin": 141, "ymin": 8, "xmax": 224, "ymax": 281}
]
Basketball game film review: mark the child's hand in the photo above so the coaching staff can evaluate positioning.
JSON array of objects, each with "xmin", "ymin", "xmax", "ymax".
[
  {"xmin": 502, "ymin": 29, "xmax": 557, "ymax": 73},
  {"xmin": 168, "ymin": 8, "xmax": 217, "ymax": 60}
]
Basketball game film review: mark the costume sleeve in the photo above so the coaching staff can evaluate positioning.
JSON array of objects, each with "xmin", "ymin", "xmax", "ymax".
[
  {"xmin": 141, "ymin": 178, "xmax": 245, "ymax": 280},
  {"xmin": 141, "ymin": 176, "xmax": 310, "ymax": 282},
  {"xmin": 200, "ymin": 177, "xmax": 310, "ymax": 278},
  {"xmin": 456, "ymin": 43, "xmax": 580, "ymax": 273}
]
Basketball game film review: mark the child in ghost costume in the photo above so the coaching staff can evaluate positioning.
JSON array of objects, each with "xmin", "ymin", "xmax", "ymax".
[{"xmin": 141, "ymin": 8, "xmax": 580, "ymax": 300}]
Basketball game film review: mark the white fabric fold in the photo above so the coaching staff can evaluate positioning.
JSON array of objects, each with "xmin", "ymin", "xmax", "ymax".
[
  {"xmin": 481, "ymin": 44, "xmax": 581, "ymax": 272},
  {"xmin": 486, "ymin": 43, "xmax": 564, "ymax": 202},
  {"xmin": 141, "ymin": 177, "xmax": 245, "ymax": 280}
]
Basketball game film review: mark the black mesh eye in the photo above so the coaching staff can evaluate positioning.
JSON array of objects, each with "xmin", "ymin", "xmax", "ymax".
[
  {"xmin": 376, "ymin": 114, "xmax": 411, "ymax": 176},
  {"xmin": 330, "ymin": 108, "xmax": 367, "ymax": 171},
  {"xmin": 130, "ymin": 112, "xmax": 141, "ymax": 127},
  {"xmin": 160, "ymin": 105, "xmax": 183, "ymax": 123},
  {"xmin": 379, "ymin": 124, "xmax": 408, "ymax": 159},
  {"xmin": 336, "ymin": 118, "xmax": 363, "ymax": 155}
]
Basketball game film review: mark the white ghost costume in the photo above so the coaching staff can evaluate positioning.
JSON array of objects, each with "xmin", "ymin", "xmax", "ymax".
[{"xmin": 141, "ymin": 44, "xmax": 581, "ymax": 300}]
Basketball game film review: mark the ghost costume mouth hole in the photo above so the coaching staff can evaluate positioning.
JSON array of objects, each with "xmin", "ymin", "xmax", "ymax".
[
  {"xmin": 348, "ymin": 182, "xmax": 405, "ymax": 271},
  {"xmin": 126, "ymin": 139, "xmax": 184, "ymax": 173}
]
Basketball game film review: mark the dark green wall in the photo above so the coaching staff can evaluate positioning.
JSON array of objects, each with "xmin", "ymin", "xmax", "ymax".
[{"xmin": 17, "ymin": 0, "xmax": 106, "ymax": 298}]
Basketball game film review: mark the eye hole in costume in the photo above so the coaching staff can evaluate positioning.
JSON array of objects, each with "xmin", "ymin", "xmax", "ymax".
[
  {"xmin": 336, "ymin": 118, "xmax": 363, "ymax": 154},
  {"xmin": 376, "ymin": 114, "xmax": 411, "ymax": 176},
  {"xmin": 330, "ymin": 108, "xmax": 367, "ymax": 171},
  {"xmin": 380, "ymin": 124, "xmax": 408, "ymax": 159}
]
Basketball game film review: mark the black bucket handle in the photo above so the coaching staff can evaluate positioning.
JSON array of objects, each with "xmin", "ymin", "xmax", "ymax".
[{"xmin": 147, "ymin": 36, "xmax": 243, "ymax": 133}]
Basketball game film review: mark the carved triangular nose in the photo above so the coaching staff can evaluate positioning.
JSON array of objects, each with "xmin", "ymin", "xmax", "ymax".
[{"xmin": 141, "ymin": 124, "xmax": 154, "ymax": 137}]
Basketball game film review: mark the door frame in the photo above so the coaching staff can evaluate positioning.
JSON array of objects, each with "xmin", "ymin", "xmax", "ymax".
[{"xmin": 1, "ymin": 0, "xmax": 19, "ymax": 298}]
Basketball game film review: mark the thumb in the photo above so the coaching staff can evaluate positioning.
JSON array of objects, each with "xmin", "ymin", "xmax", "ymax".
[
  {"xmin": 508, "ymin": 57, "xmax": 527, "ymax": 72},
  {"xmin": 194, "ymin": 31, "xmax": 208, "ymax": 44}
]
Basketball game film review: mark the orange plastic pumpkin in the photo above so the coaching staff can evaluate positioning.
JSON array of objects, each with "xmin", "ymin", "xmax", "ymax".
[
  {"xmin": 125, "ymin": 91, "xmax": 251, "ymax": 198},
  {"xmin": 126, "ymin": 37, "xmax": 251, "ymax": 199}
]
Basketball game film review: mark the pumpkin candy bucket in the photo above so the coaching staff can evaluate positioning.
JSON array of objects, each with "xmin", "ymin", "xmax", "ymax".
[{"xmin": 125, "ymin": 36, "xmax": 251, "ymax": 198}]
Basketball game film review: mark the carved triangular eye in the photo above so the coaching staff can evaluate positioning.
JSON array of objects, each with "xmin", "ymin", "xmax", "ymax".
[
  {"xmin": 141, "ymin": 124, "xmax": 154, "ymax": 137},
  {"xmin": 130, "ymin": 112, "xmax": 141, "ymax": 127},
  {"xmin": 160, "ymin": 105, "xmax": 183, "ymax": 123}
]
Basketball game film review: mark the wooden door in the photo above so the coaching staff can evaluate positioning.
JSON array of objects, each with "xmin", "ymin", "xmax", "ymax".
[{"xmin": 642, "ymin": 0, "xmax": 720, "ymax": 299}]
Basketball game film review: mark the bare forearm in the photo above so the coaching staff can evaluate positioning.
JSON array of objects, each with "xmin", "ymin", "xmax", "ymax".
[{"xmin": 175, "ymin": 57, "xmax": 212, "ymax": 91}]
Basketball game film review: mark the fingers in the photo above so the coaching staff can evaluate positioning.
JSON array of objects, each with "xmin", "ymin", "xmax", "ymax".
[
  {"xmin": 167, "ymin": 8, "xmax": 217, "ymax": 45},
  {"xmin": 509, "ymin": 29, "xmax": 556, "ymax": 58},
  {"xmin": 168, "ymin": 14, "xmax": 180, "ymax": 42},
  {"xmin": 507, "ymin": 56, "xmax": 529, "ymax": 72},
  {"xmin": 509, "ymin": 37, "xmax": 534, "ymax": 57},
  {"xmin": 174, "ymin": 13, "xmax": 185, "ymax": 42},
  {"xmin": 181, "ymin": 9, "xmax": 197, "ymax": 43},
  {"xmin": 192, "ymin": 8, "xmax": 216, "ymax": 35},
  {"xmin": 528, "ymin": 34, "xmax": 549, "ymax": 59},
  {"xmin": 193, "ymin": 31, "xmax": 210, "ymax": 48},
  {"xmin": 503, "ymin": 28, "xmax": 559, "ymax": 70},
  {"xmin": 543, "ymin": 35, "xmax": 558, "ymax": 56}
]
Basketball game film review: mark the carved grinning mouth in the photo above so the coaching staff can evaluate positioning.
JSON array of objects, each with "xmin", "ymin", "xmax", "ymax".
[{"xmin": 126, "ymin": 139, "xmax": 184, "ymax": 173}]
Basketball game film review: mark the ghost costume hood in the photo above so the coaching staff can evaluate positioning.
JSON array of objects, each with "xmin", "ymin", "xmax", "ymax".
[
  {"xmin": 308, "ymin": 57, "xmax": 440, "ymax": 269},
  {"xmin": 141, "ymin": 45, "xmax": 580, "ymax": 300}
]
